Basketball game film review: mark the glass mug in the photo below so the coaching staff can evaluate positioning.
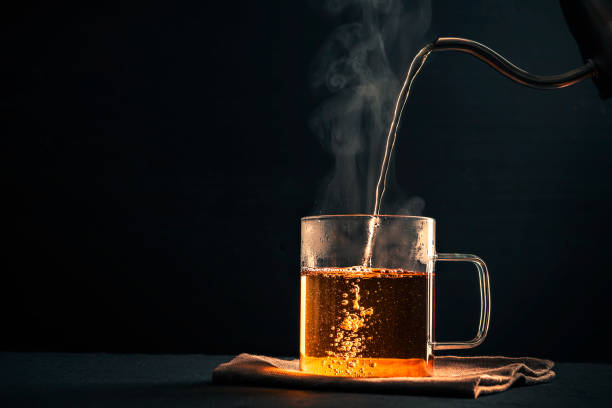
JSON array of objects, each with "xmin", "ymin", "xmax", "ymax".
[{"xmin": 300, "ymin": 215, "xmax": 491, "ymax": 377}]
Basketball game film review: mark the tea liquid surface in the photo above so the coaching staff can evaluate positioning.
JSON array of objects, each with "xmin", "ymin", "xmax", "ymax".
[{"xmin": 300, "ymin": 267, "xmax": 433, "ymax": 377}]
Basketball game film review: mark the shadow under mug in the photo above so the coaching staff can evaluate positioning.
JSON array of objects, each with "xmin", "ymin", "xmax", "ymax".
[{"xmin": 300, "ymin": 215, "xmax": 491, "ymax": 377}]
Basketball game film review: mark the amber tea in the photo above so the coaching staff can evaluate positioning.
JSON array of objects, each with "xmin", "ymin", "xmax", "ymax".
[{"xmin": 300, "ymin": 267, "xmax": 434, "ymax": 377}]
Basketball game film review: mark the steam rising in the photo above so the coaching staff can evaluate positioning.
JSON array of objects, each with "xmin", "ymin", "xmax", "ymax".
[{"xmin": 309, "ymin": 0, "xmax": 431, "ymax": 215}]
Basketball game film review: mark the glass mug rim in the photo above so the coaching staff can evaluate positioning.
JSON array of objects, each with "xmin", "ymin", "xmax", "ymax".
[{"xmin": 301, "ymin": 214, "xmax": 435, "ymax": 222}]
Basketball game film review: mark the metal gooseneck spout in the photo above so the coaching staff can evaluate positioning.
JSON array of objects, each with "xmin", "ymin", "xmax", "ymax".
[
  {"xmin": 430, "ymin": 37, "xmax": 597, "ymax": 90},
  {"xmin": 428, "ymin": 1, "xmax": 612, "ymax": 97}
]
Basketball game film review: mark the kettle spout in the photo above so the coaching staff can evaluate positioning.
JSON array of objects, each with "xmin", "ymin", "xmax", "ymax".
[{"xmin": 430, "ymin": 37, "xmax": 597, "ymax": 91}]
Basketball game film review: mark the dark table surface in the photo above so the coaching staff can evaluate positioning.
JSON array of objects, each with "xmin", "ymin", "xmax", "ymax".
[{"xmin": 0, "ymin": 353, "xmax": 610, "ymax": 407}]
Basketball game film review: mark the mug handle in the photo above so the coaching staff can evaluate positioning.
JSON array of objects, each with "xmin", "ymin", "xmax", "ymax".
[{"xmin": 432, "ymin": 253, "xmax": 491, "ymax": 350}]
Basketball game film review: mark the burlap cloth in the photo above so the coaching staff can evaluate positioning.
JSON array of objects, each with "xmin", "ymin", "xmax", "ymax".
[{"xmin": 212, "ymin": 354, "xmax": 555, "ymax": 398}]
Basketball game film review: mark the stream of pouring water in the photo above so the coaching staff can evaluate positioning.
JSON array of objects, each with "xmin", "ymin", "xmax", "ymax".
[{"xmin": 362, "ymin": 44, "xmax": 434, "ymax": 267}]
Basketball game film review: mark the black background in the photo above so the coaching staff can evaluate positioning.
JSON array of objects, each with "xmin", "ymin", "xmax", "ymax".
[{"xmin": 2, "ymin": 0, "xmax": 612, "ymax": 362}]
